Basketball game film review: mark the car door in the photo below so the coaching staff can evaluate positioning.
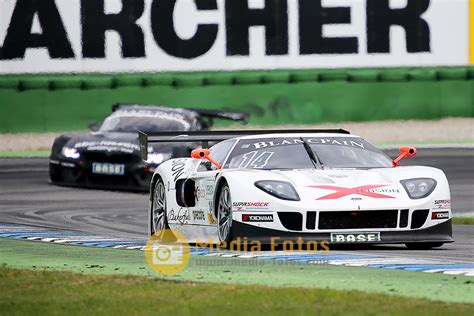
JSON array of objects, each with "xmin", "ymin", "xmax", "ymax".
[{"xmin": 189, "ymin": 139, "xmax": 237, "ymax": 226}]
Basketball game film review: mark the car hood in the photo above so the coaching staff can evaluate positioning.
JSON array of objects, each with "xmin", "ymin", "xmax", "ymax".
[
  {"xmin": 282, "ymin": 169, "xmax": 405, "ymax": 200},
  {"xmin": 254, "ymin": 168, "xmax": 404, "ymax": 200},
  {"xmin": 224, "ymin": 166, "xmax": 446, "ymax": 209}
]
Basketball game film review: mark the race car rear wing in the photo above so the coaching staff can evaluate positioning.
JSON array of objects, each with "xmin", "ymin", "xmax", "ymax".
[
  {"xmin": 138, "ymin": 129, "xmax": 350, "ymax": 161},
  {"xmin": 191, "ymin": 108, "xmax": 249, "ymax": 126}
]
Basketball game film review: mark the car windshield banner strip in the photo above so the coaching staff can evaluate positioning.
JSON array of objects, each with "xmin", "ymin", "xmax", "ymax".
[
  {"xmin": 138, "ymin": 129, "xmax": 350, "ymax": 160},
  {"xmin": 113, "ymin": 104, "xmax": 250, "ymax": 123}
]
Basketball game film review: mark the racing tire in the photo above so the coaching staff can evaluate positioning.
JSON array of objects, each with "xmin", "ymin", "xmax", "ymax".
[
  {"xmin": 217, "ymin": 182, "xmax": 233, "ymax": 244},
  {"xmin": 149, "ymin": 177, "xmax": 168, "ymax": 237},
  {"xmin": 405, "ymin": 242, "xmax": 444, "ymax": 250}
]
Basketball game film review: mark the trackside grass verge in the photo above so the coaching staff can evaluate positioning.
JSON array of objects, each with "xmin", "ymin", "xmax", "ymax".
[
  {"xmin": 0, "ymin": 266, "xmax": 472, "ymax": 316},
  {"xmin": 452, "ymin": 217, "xmax": 474, "ymax": 225},
  {"xmin": 0, "ymin": 149, "xmax": 50, "ymax": 157},
  {"xmin": 0, "ymin": 238, "xmax": 473, "ymax": 306}
]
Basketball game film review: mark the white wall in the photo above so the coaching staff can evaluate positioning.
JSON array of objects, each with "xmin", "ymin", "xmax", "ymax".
[{"xmin": 0, "ymin": 0, "xmax": 471, "ymax": 74}]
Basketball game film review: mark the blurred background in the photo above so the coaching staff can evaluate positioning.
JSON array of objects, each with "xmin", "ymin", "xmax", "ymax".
[{"xmin": 0, "ymin": 0, "xmax": 472, "ymax": 138}]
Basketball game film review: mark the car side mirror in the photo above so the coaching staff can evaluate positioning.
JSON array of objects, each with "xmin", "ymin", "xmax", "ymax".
[
  {"xmin": 392, "ymin": 146, "xmax": 416, "ymax": 167},
  {"xmin": 88, "ymin": 121, "xmax": 99, "ymax": 132},
  {"xmin": 191, "ymin": 149, "xmax": 222, "ymax": 169}
]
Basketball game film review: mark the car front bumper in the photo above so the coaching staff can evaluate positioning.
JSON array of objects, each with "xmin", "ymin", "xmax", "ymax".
[
  {"xmin": 232, "ymin": 219, "xmax": 453, "ymax": 245},
  {"xmin": 49, "ymin": 159, "xmax": 154, "ymax": 192}
]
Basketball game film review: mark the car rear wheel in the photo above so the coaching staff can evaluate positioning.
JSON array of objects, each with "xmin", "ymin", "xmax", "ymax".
[
  {"xmin": 217, "ymin": 183, "xmax": 233, "ymax": 243},
  {"xmin": 150, "ymin": 178, "xmax": 167, "ymax": 236},
  {"xmin": 405, "ymin": 242, "xmax": 444, "ymax": 250}
]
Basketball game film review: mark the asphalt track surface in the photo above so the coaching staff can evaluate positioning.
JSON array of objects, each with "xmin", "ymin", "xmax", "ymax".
[{"xmin": 0, "ymin": 148, "xmax": 472, "ymax": 263}]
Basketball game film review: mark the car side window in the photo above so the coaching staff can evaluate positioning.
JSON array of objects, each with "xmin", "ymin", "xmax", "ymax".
[{"xmin": 198, "ymin": 140, "xmax": 236, "ymax": 171}]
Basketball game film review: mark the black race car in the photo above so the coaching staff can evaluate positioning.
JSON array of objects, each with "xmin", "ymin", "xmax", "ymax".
[{"xmin": 49, "ymin": 104, "xmax": 248, "ymax": 191}]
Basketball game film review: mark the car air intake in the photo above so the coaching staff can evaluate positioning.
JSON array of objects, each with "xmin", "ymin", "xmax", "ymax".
[
  {"xmin": 306, "ymin": 211, "xmax": 317, "ymax": 230},
  {"xmin": 411, "ymin": 209, "xmax": 429, "ymax": 229},
  {"xmin": 278, "ymin": 212, "xmax": 303, "ymax": 231},
  {"xmin": 83, "ymin": 152, "xmax": 136, "ymax": 163},
  {"xmin": 318, "ymin": 210, "xmax": 398, "ymax": 229},
  {"xmin": 399, "ymin": 209, "xmax": 409, "ymax": 228}
]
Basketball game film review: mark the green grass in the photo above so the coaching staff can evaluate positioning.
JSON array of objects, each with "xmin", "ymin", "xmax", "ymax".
[
  {"xmin": 453, "ymin": 217, "xmax": 474, "ymax": 225},
  {"xmin": 0, "ymin": 149, "xmax": 50, "ymax": 157},
  {"xmin": 0, "ymin": 266, "xmax": 472, "ymax": 316},
  {"xmin": 1, "ymin": 238, "xmax": 474, "ymax": 305}
]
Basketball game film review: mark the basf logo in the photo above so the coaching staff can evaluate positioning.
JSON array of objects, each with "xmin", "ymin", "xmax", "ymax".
[{"xmin": 0, "ymin": 0, "xmax": 473, "ymax": 73}]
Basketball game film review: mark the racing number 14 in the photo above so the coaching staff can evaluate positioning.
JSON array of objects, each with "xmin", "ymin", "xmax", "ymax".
[{"xmin": 238, "ymin": 151, "xmax": 274, "ymax": 169}]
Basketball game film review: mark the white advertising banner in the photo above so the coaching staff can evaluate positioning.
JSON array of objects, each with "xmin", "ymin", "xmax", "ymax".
[{"xmin": 0, "ymin": 0, "xmax": 472, "ymax": 74}]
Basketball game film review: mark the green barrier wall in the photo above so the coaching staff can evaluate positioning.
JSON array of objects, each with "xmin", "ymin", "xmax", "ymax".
[{"xmin": 0, "ymin": 67, "xmax": 473, "ymax": 133}]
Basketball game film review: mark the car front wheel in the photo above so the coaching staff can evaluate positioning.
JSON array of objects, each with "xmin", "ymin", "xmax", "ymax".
[
  {"xmin": 150, "ymin": 178, "xmax": 167, "ymax": 236},
  {"xmin": 217, "ymin": 183, "xmax": 233, "ymax": 244}
]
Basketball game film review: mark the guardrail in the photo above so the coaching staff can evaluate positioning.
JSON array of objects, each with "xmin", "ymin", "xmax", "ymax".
[{"xmin": 0, "ymin": 67, "xmax": 473, "ymax": 133}]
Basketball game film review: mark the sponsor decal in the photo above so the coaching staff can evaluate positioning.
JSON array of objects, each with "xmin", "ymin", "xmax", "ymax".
[
  {"xmin": 328, "ymin": 174, "xmax": 349, "ymax": 179},
  {"xmin": 205, "ymin": 184, "xmax": 214, "ymax": 197},
  {"xmin": 242, "ymin": 214, "xmax": 274, "ymax": 222},
  {"xmin": 233, "ymin": 202, "xmax": 270, "ymax": 211},
  {"xmin": 168, "ymin": 208, "xmax": 190, "ymax": 225},
  {"xmin": 310, "ymin": 185, "xmax": 397, "ymax": 200},
  {"xmin": 4, "ymin": 0, "xmax": 464, "ymax": 75},
  {"xmin": 431, "ymin": 211, "xmax": 450, "ymax": 220},
  {"xmin": 434, "ymin": 199, "xmax": 451, "ymax": 209},
  {"xmin": 331, "ymin": 232, "xmax": 381, "ymax": 243},
  {"xmin": 192, "ymin": 210, "xmax": 206, "ymax": 222},
  {"xmin": 74, "ymin": 141, "xmax": 139, "ymax": 154},
  {"xmin": 207, "ymin": 213, "xmax": 217, "ymax": 225},
  {"xmin": 171, "ymin": 159, "xmax": 187, "ymax": 182},
  {"xmin": 194, "ymin": 186, "xmax": 206, "ymax": 202},
  {"xmin": 92, "ymin": 162, "xmax": 125, "ymax": 176},
  {"xmin": 252, "ymin": 138, "xmax": 365, "ymax": 150}
]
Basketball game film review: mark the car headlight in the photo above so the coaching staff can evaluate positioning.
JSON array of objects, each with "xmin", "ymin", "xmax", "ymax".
[
  {"xmin": 62, "ymin": 147, "xmax": 80, "ymax": 159},
  {"xmin": 255, "ymin": 180, "xmax": 300, "ymax": 201},
  {"xmin": 400, "ymin": 178, "xmax": 437, "ymax": 199},
  {"xmin": 146, "ymin": 153, "xmax": 171, "ymax": 164}
]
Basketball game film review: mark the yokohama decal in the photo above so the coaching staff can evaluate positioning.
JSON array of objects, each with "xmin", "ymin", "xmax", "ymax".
[
  {"xmin": 309, "ymin": 185, "xmax": 396, "ymax": 200},
  {"xmin": 242, "ymin": 214, "xmax": 273, "ymax": 222}
]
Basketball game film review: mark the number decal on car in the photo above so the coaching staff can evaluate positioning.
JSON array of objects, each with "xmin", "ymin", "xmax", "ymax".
[{"xmin": 237, "ymin": 151, "xmax": 274, "ymax": 169}]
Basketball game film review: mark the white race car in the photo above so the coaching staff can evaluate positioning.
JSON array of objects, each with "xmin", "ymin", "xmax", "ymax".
[{"xmin": 139, "ymin": 130, "xmax": 453, "ymax": 249}]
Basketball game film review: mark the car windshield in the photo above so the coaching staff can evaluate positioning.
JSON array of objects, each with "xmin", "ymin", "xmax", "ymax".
[
  {"xmin": 99, "ymin": 114, "xmax": 192, "ymax": 133},
  {"xmin": 225, "ymin": 136, "xmax": 392, "ymax": 169}
]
